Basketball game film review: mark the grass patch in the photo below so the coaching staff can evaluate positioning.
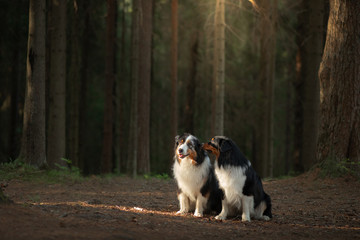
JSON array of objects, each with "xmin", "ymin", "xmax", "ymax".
[
  {"xmin": 0, "ymin": 159, "xmax": 84, "ymax": 184},
  {"xmin": 143, "ymin": 172, "xmax": 170, "ymax": 180},
  {"xmin": 318, "ymin": 157, "xmax": 360, "ymax": 179}
]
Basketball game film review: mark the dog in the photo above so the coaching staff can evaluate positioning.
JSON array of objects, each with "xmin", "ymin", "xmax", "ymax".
[
  {"xmin": 202, "ymin": 136, "xmax": 272, "ymax": 222},
  {"xmin": 172, "ymin": 133, "xmax": 222, "ymax": 217}
]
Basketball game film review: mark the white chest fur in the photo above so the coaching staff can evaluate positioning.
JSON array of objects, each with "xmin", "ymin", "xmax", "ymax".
[
  {"xmin": 215, "ymin": 163, "xmax": 248, "ymax": 205},
  {"xmin": 173, "ymin": 156, "xmax": 211, "ymax": 201}
]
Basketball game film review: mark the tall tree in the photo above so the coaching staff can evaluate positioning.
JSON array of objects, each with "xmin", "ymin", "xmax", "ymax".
[
  {"xmin": 137, "ymin": 0, "xmax": 153, "ymax": 174},
  {"xmin": 101, "ymin": 0, "xmax": 117, "ymax": 174},
  {"xmin": 19, "ymin": 0, "xmax": 46, "ymax": 167},
  {"xmin": 171, "ymin": 0, "xmax": 178, "ymax": 141},
  {"xmin": 127, "ymin": 0, "xmax": 140, "ymax": 177},
  {"xmin": 294, "ymin": 0, "xmax": 324, "ymax": 172},
  {"xmin": 184, "ymin": 31, "xmax": 199, "ymax": 133},
  {"xmin": 67, "ymin": 0, "xmax": 82, "ymax": 168},
  {"xmin": 47, "ymin": 0, "xmax": 67, "ymax": 168},
  {"xmin": 317, "ymin": 0, "xmax": 360, "ymax": 165},
  {"xmin": 251, "ymin": 0, "xmax": 277, "ymax": 177},
  {"xmin": 212, "ymin": 0, "xmax": 226, "ymax": 136},
  {"xmin": 114, "ymin": 0, "xmax": 127, "ymax": 174},
  {"xmin": 78, "ymin": 2, "xmax": 90, "ymax": 174}
]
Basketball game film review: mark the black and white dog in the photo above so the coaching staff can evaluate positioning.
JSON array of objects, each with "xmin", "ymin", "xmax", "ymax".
[
  {"xmin": 173, "ymin": 133, "xmax": 222, "ymax": 217},
  {"xmin": 203, "ymin": 136, "xmax": 272, "ymax": 222}
]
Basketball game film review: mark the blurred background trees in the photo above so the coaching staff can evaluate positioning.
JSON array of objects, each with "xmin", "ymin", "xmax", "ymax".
[{"xmin": 0, "ymin": 0, "xmax": 358, "ymax": 178}]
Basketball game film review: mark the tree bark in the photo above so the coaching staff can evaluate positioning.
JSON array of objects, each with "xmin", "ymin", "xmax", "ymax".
[
  {"xmin": 317, "ymin": 0, "xmax": 360, "ymax": 164},
  {"xmin": 114, "ymin": 0, "xmax": 126, "ymax": 174},
  {"xmin": 78, "ymin": 3, "xmax": 90, "ymax": 174},
  {"xmin": 127, "ymin": 0, "xmax": 140, "ymax": 177},
  {"xmin": 47, "ymin": 0, "xmax": 67, "ymax": 169},
  {"xmin": 253, "ymin": 0, "xmax": 277, "ymax": 177},
  {"xmin": 67, "ymin": 0, "xmax": 81, "ymax": 168},
  {"xmin": 101, "ymin": 0, "xmax": 117, "ymax": 174},
  {"xmin": 19, "ymin": 0, "xmax": 46, "ymax": 168},
  {"xmin": 212, "ymin": 0, "xmax": 225, "ymax": 136},
  {"xmin": 171, "ymin": 0, "xmax": 178, "ymax": 141},
  {"xmin": 137, "ymin": 0, "xmax": 153, "ymax": 175},
  {"xmin": 184, "ymin": 31, "xmax": 199, "ymax": 133},
  {"xmin": 294, "ymin": 0, "xmax": 324, "ymax": 172}
]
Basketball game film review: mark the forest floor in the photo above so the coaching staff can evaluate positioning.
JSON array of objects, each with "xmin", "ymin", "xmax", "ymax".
[{"xmin": 1, "ymin": 169, "xmax": 360, "ymax": 240}]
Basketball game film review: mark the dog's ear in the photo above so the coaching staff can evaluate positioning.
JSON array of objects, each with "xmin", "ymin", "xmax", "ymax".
[
  {"xmin": 174, "ymin": 135, "xmax": 180, "ymax": 143},
  {"xmin": 220, "ymin": 140, "xmax": 232, "ymax": 153}
]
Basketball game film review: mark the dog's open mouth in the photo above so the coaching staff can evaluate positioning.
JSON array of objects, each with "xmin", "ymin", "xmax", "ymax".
[{"xmin": 178, "ymin": 153, "xmax": 189, "ymax": 159}]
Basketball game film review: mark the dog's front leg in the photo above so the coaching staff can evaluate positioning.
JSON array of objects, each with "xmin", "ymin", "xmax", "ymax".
[
  {"xmin": 194, "ymin": 194, "xmax": 207, "ymax": 217},
  {"xmin": 241, "ymin": 196, "xmax": 252, "ymax": 222},
  {"xmin": 215, "ymin": 198, "xmax": 229, "ymax": 220},
  {"xmin": 176, "ymin": 192, "xmax": 190, "ymax": 214}
]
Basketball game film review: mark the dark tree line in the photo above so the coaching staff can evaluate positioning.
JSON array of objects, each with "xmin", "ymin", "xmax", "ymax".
[{"xmin": 0, "ymin": 0, "xmax": 359, "ymax": 177}]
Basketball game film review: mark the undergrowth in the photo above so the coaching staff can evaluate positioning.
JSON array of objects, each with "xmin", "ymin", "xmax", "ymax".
[
  {"xmin": 0, "ymin": 159, "xmax": 83, "ymax": 184},
  {"xmin": 318, "ymin": 157, "xmax": 360, "ymax": 179},
  {"xmin": 143, "ymin": 172, "xmax": 170, "ymax": 180}
]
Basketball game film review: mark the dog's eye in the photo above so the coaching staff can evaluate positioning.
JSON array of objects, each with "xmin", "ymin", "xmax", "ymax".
[{"xmin": 180, "ymin": 139, "xmax": 184, "ymax": 144}]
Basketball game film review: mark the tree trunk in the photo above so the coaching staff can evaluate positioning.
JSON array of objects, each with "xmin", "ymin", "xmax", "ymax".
[
  {"xmin": 79, "ymin": 3, "xmax": 90, "ymax": 174},
  {"xmin": 212, "ymin": 0, "xmax": 225, "ymax": 136},
  {"xmin": 171, "ymin": 0, "xmax": 178, "ymax": 141},
  {"xmin": 137, "ymin": 0, "xmax": 153, "ymax": 175},
  {"xmin": 317, "ymin": 0, "xmax": 360, "ymax": 164},
  {"xmin": 101, "ymin": 0, "xmax": 117, "ymax": 174},
  {"xmin": 127, "ymin": 0, "xmax": 140, "ymax": 177},
  {"xmin": 67, "ymin": 0, "xmax": 81, "ymax": 168},
  {"xmin": 294, "ymin": 0, "xmax": 324, "ymax": 172},
  {"xmin": 184, "ymin": 31, "xmax": 199, "ymax": 133},
  {"xmin": 114, "ymin": 0, "xmax": 126, "ymax": 174},
  {"xmin": 253, "ymin": 0, "xmax": 277, "ymax": 178},
  {"xmin": 19, "ymin": 0, "xmax": 46, "ymax": 168},
  {"xmin": 47, "ymin": 0, "xmax": 67, "ymax": 169}
]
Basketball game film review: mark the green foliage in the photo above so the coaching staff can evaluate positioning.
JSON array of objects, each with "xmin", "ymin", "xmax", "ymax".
[
  {"xmin": 319, "ymin": 157, "xmax": 360, "ymax": 179},
  {"xmin": 143, "ymin": 173, "xmax": 170, "ymax": 180},
  {"xmin": 0, "ymin": 159, "xmax": 83, "ymax": 184}
]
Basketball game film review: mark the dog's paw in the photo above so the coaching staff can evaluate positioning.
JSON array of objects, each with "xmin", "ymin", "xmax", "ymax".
[
  {"xmin": 194, "ymin": 211, "xmax": 203, "ymax": 217},
  {"xmin": 215, "ymin": 214, "xmax": 227, "ymax": 220},
  {"xmin": 241, "ymin": 215, "xmax": 251, "ymax": 222},
  {"xmin": 262, "ymin": 216, "xmax": 271, "ymax": 221},
  {"xmin": 176, "ymin": 210, "xmax": 186, "ymax": 215}
]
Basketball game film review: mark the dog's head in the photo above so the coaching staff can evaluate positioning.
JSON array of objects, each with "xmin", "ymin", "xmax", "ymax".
[
  {"xmin": 174, "ymin": 133, "xmax": 203, "ymax": 165},
  {"xmin": 202, "ymin": 136, "xmax": 233, "ymax": 159}
]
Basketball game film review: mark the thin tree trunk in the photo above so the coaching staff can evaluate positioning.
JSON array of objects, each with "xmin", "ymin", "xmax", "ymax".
[
  {"xmin": 79, "ymin": 3, "xmax": 90, "ymax": 174},
  {"xmin": 137, "ymin": 0, "xmax": 153, "ymax": 174},
  {"xmin": 67, "ymin": 0, "xmax": 81, "ymax": 168},
  {"xmin": 101, "ymin": 0, "xmax": 117, "ymax": 174},
  {"xmin": 294, "ymin": 0, "xmax": 324, "ymax": 172},
  {"xmin": 127, "ymin": 0, "xmax": 140, "ymax": 177},
  {"xmin": 212, "ymin": 0, "xmax": 225, "ymax": 136},
  {"xmin": 318, "ymin": 0, "xmax": 360, "ymax": 165},
  {"xmin": 184, "ymin": 31, "xmax": 199, "ymax": 133},
  {"xmin": 47, "ymin": 0, "xmax": 67, "ymax": 169},
  {"xmin": 252, "ymin": 0, "xmax": 277, "ymax": 178},
  {"xmin": 19, "ymin": 0, "xmax": 46, "ymax": 167},
  {"xmin": 171, "ymin": 0, "xmax": 178, "ymax": 141},
  {"xmin": 115, "ymin": 0, "xmax": 125, "ymax": 174}
]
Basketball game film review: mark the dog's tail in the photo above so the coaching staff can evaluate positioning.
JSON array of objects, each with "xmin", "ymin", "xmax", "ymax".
[{"xmin": 263, "ymin": 192, "xmax": 272, "ymax": 219}]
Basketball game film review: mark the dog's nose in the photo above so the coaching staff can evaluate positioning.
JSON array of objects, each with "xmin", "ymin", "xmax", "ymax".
[{"xmin": 178, "ymin": 148, "xmax": 183, "ymax": 154}]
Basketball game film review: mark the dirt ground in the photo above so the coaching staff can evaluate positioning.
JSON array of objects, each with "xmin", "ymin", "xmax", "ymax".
[{"xmin": 1, "ymin": 171, "xmax": 360, "ymax": 240}]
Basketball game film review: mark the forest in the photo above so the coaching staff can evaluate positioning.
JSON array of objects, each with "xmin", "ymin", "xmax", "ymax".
[{"xmin": 0, "ymin": 0, "xmax": 359, "ymax": 178}]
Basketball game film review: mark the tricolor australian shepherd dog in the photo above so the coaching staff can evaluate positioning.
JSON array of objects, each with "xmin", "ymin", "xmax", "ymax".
[
  {"xmin": 173, "ymin": 133, "xmax": 222, "ymax": 217},
  {"xmin": 203, "ymin": 136, "xmax": 272, "ymax": 222}
]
